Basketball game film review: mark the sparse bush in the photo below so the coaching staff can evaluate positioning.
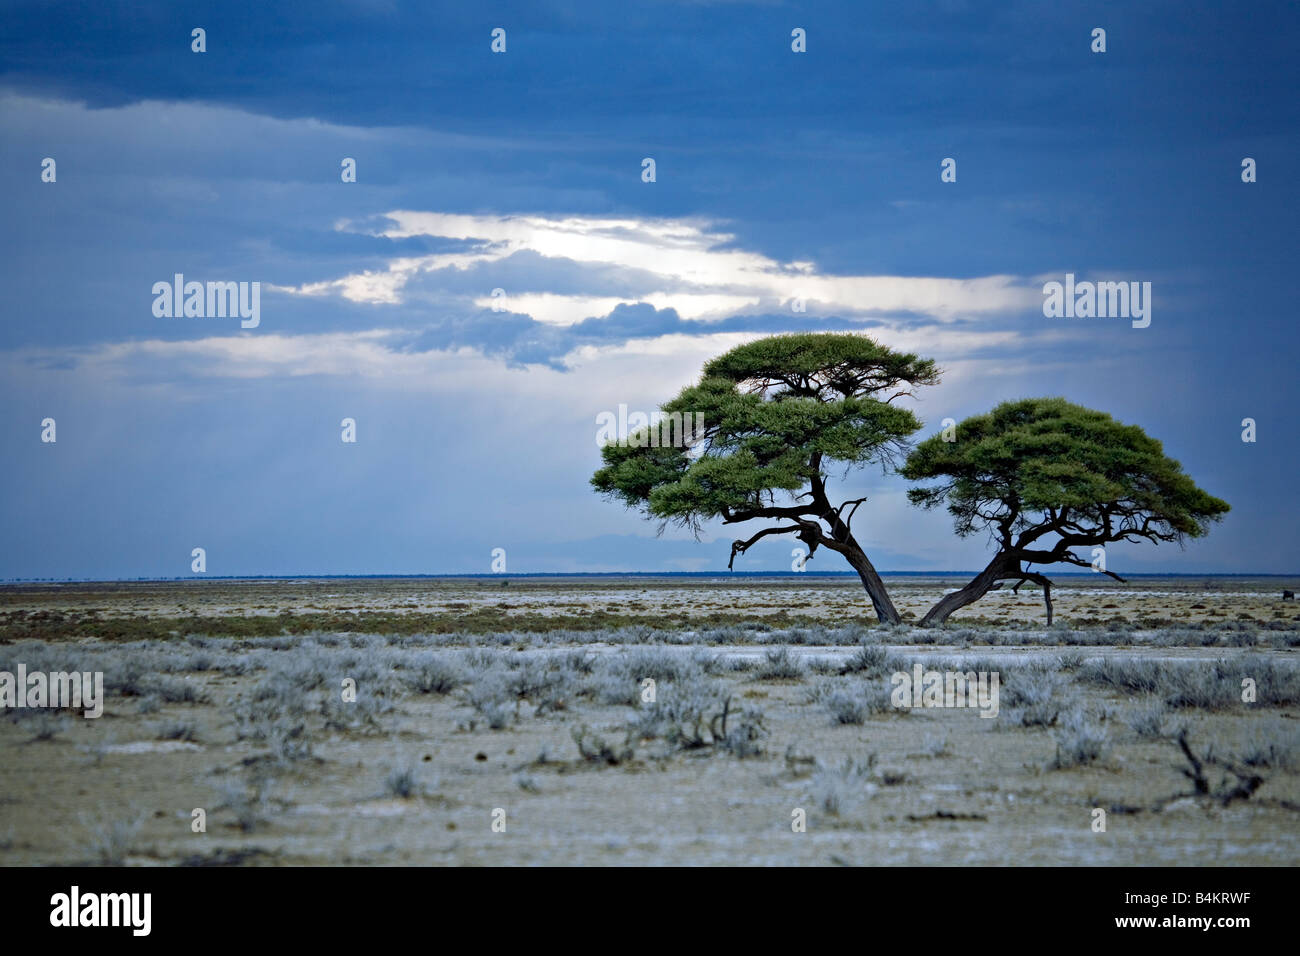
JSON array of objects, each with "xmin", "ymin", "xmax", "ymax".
[
  {"xmin": 811, "ymin": 757, "xmax": 876, "ymax": 816},
  {"xmin": 614, "ymin": 647, "xmax": 699, "ymax": 684},
  {"xmin": 1153, "ymin": 628, "xmax": 1206, "ymax": 648},
  {"xmin": 22, "ymin": 711, "xmax": 68, "ymax": 742},
  {"xmin": 461, "ymin": 648, "xmax": 502, "ymax": 674},
  {"xmin": 103, "ymin": 658, "xmax": 148, "ymax": 697},
  {"xmin": 839, "ymin": 644, "xmax": 890, "ymax": 677},
  {"xmin": 82, "ymin": 813, "xmax": 144, "ymax": 866},
  {"xmin": 215, "ymin": 653, "xmax": 259, "ymax": 676},
  {"xmin": 384, "ymin": 765, "xmax": 420, "ymax": 799},
  {"xmin": 1225, "ymin": 628, "xmax": 1259, "ymax": 648},
  {"xmin": 320, "ymin": 683, "xmax": 396, "ymax": 735},
  {"xmin": 590, "ymin": 673, "xmax": 640, "ymax": 706},
  {"xmin": 1003, "ymin": 669, "xmax": 1077, "ymax": 727},
  {"xmin": 1078, "ymin": 658, "xmax": 1161, "ymax": 694},
  {"xmin": 181, "ymin": 651, "xmax": 218, "ymax": 672},
  {"xmin": 236, "ymin": 685, "xmax": 314, "ymax": 762},
  {"xmin": 689, "ymin": 649, "xmax": 736, "ymax": 676},
  {"xmin": 572, "ymin": 725, "xmax": 635, "ymax": 765},
  {"xmin": 1237, "ymin": 723, "xmax": 1299, "ymax": 771},
  {"xmin": 1159, "ymin": 665, "xmax": 1237, "ymax": 711},
  {"xmin": 626, "ymin": 677, "xmax": 745, "ymax": 753},
  {"xmin": 463, "ymin": 674, "xmax": 515, "ymax": 730},
  {"xmin": 1056, "ymin": 651, "xmax": 1085, "ymax": 671},
  {"xmin": 808, "ymin": 656, "xmax": 842, "ymax": 675},
  {"xmin": 830, "ymin": 622, "xmax": 872, "ymax": 645},
  {"xmin": 145, "ymin": 676, "xmax": 208, "ymax": 705},
  {"xmin": 237, "ymin": 675, "xmax": 311, "ymax": 752},
  {"xmin": 505, "ymin": 659, "xmax": 575, "ymax": 714},
  {"xmin": 257, "ymin": 635, "xmax": 299, "ymax": 651},
  {"xmin": 715, "ymin": 703, "xmax": 768, "ymax": 758},
  {"xmin": 403, "ymin": 653, "xmax": 464, "ymax": 695},
  {"xmin": 1126, "ymin": 702, "xmax": 1167, "ymax": 740},
  {"xmin": 156, "ymin": 720, "xmax": 198, "ymax": 742},
  {"xmin": 1213, "ymin": 656, "xmax": 1300, "ymax": 707},
  {"xmin": 823, "ymin": 689, "xmax": 871, "ymax": 725},
  {"xmin": 814, "ymin": 678, "xmax": 894, "ymax": 725},
  {"xmin": 269, "ymin": 645, "xmax": 333, "ymax": 691},
  {"xmin": 755, "ymin": 646, "xmax": 804, "ymax": 681},
  {"xmin": 558, "ymin": 650, "xmax": 596, "ymax": 675},
  {"xmin": 532, "ymin": 677, "xmax": 575, "ymax": 715},
  {"xmin": 265, "ymin": 718, "xmax": 314, "ymax": 763},
  {"xmin": 505, "ymin": 659, "xmax": 555, "ymax": 699},
  {"xmin": 217, "ymin": 775, "xmax": 272, "ymax": 832},
  {"xmin": 1050, "ymin": 714, "xmax": 1111, "ymax": 769}
]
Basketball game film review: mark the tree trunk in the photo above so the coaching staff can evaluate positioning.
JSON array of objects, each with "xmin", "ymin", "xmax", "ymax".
[
  {"xmin": 1018, "ymin": 571, "xmax": 1054, "ymax": 625},
  {"xmin": 919, "ymin": 553, "xmax": 1016, "ymax": 627},
  {"xmin": 841, "ymin": 539, "xmax": 902, "ymax": 625}
]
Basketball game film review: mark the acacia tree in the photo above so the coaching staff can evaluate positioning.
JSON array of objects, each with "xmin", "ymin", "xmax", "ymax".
[
  {"xmin": 591, "ymin": 333, "xmax": 939, "ymax": 623},
  {"xmin": 900, "ymin": 397, "xmax": 1230, "ymax": 626}
]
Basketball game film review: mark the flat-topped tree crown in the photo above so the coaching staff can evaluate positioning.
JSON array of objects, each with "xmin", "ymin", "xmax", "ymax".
[
  {"xmin": 900, "ymin": 397, "xmax": 1230, "ymax": 625},
  {"xmin": 702, "ymin": 332, "xmax": 939, "ymax": 402},
  {"xmin": 591, "ymin": 333, "xmax": 940, "ymax": 624}
]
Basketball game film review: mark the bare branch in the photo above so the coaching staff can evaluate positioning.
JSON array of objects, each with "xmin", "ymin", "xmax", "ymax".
[{"xmin": 728, "ymin": 525, "xmax": 803, "ymax": 570}]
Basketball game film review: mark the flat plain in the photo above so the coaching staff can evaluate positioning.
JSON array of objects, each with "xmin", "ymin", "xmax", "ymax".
[{"xmin": 1, "ymin": 575, "xmax": 1297, "ymax": 866}]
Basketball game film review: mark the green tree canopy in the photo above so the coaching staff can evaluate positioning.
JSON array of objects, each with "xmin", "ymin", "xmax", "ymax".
[
  {"xmin": 592, "ymin": 333, "xmax": 940, "ymax": 623},
  {"xmin": 900, "ymin": 397, "xmax": 1230, "ymax": 625}
]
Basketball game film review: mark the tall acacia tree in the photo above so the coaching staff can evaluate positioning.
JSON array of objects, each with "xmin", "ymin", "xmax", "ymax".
[
  {"xmin": 591, "ymin": 333, "xmax": 939, "ymax": 623},
  {"xmin": 900, "ymin": 397, "xmax": 1230, "ymax": 626}
]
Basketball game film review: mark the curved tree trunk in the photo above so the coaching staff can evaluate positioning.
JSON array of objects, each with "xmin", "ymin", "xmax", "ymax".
[
  {"xmin": 809, "ymin": 461, "xmax": 902, "ymax": 624},
  {"xmin": 841, "ymin": 538, "xmax": 902, "ymax": 625},
  {"xmin": 919, "ymin": 554, "xmax": 1057, "ymax": 627},
  {"xmin": 919, "ymin": 553, "xmax": 1017, "ymax": 627}
]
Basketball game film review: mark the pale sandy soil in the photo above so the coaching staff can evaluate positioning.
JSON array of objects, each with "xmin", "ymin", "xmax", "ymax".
[
  {"xmin": 0, "ymin": 579, "xmax": 1297, "ymax": 866},
  {"xmin": 1, "ymin": 655, "xmax": 1295, "ymax": 866},
  {"xmin": 3, "ymin": 575, "xmax": 1298, "ymax": 626}
]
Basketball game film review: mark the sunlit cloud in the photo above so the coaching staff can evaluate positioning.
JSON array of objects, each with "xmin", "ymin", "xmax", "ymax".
[{"xmin": 277, "ymin": 210, "xmax": 1040, "ymax": 325}]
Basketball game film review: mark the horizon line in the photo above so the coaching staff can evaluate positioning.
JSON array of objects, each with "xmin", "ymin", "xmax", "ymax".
[{"xmin": 3, "ymin": 570, "xmax": 1298, "ymax": 585}]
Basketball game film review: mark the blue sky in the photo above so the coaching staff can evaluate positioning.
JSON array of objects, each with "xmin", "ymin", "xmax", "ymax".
[{"xmin": 2, "ymin": 0, "xmax": 1297, "ymax": 578}]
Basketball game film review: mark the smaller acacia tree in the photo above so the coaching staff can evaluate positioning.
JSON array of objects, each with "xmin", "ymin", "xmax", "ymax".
[
  {"xmin": 591, "ymin": 333, "xmax": 939, "ymax": 624},
  {"xmin": 900, "ymin": 397, "xmax": 1230, "ymax": 626}
]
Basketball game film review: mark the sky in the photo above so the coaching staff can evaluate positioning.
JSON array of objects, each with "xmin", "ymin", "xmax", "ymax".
[{"xmin": 1, "ymin": 0, "xmax": 1297, "ymax": 579}]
